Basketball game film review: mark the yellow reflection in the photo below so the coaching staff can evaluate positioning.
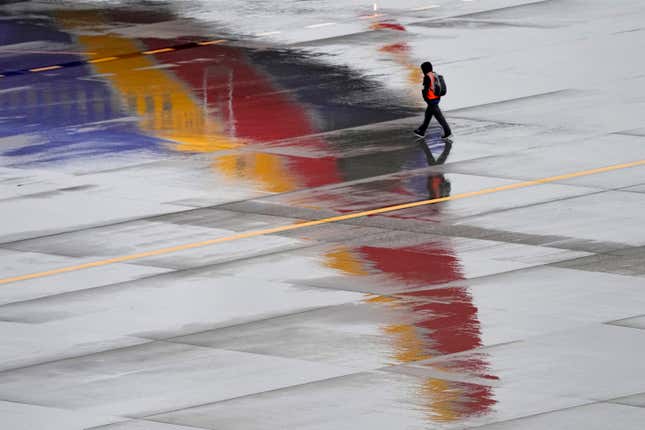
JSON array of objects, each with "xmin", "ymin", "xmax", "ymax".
[
  {"xmin": 421, "ymin": 378, "xmax": 460, "ymax": 422},
  {"xmin": 214, "ymin": 152, "xmax": 299, "ymax": 193},
  {"xmin": 384, "ymin": 324, "xmax": 432, "ymax": 363},
  {"xmin": 55, "ymin": 10, "xmax": 322, "ymax": 194},
  {"xmin": 365, "ymin": 295, "xmax": 396, "ymax": 304},
  {"xmin": 56, "ymin": 10, "xmax": 237, "ymax": 153},
  {"xmin": 324, "ymin": 247, "xmax": 370, "ymax": 276},
  {"xmin": 80, "ymin": 35, "xmax": 236, "ymax": 152}
]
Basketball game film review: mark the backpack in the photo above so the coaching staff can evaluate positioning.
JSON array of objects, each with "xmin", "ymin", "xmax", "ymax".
[{"xmin": 433, "ymin": 73, "xmax": 447, "ymax": 97}]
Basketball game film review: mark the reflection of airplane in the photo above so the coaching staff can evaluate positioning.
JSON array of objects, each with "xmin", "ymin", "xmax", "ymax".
[
  {"xmin": 325, "ymin": 16, "xmax": 497, "ymax": 419},
  {"xmin": 73, "ymin": 34, "xmax": 236, "ymax": 153},
  {"xmin": 2, "ymin": 7, "xmax": 412, "ymax": 193},
  {"xmin": 0, "ymin": 6, "xmax": 496, "ymax": 423},
  {"xmin": 324, "ymin": 235, "xmax": 496, "ymax": 421},
  {"xmin": 326, "ymin": 240, "xmax": 496, "ymax": 422}
]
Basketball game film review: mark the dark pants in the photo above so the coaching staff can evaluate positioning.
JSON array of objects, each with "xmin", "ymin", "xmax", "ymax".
[{"xmin": 418, "ymin": 101, "xmax": 451, "ymax": 136}]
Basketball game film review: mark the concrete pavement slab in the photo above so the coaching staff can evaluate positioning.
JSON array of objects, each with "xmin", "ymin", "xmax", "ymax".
[
  {"xmin": 0, "ymin": 320, "xmax": 149, "ymax": 373},
  {"xmin": 172, "ymin": 266, "xmax": 645, "ymax": 369},
  {"xmin": 0, "ymin": 400, "xmax": 122, "ymax": 430},
  {"xmin": 459, "ymin": 190, "xmax": 645, "ymax": 246},
  {"xmin": 552, "ymin": 252, "xmax": 645, "ymax": 277},
  {"xmin": 406, "ymin": 324, "xmax": 645, "ymax": 402},
  {"xmin": 0, "ymin": 341, "xmax": 361, "ymax": 418},
  {"xmin": 146, "ymin": 369, "xmax": 588, "ymax": 430},
  {"xmin": 472, "ymin": 402, "xmax": 645, "ymax": 430},
  {"xmin": 446, "ymin": 133, "xmax": 645, "ymax": 183},
  {"xmin": 0, "ymin": 269, "xmax": 364, "ymax": 340},
  {"xmin": 0, "ymin": 186, "xmax": 187, "ymax": 243},
  {"xmin": 89, "ymin": 420, "xmax": 209, "ymax": 430},
  {"xmin": 0, "ymin": 249, "xmax": 171, "ymax": 305}
]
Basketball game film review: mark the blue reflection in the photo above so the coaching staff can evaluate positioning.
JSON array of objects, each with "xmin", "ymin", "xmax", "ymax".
[{"xmin": 0, "ymin": 19, "xmax": 167, "ymax": 167}]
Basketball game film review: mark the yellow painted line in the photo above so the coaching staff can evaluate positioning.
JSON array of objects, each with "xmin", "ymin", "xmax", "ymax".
[
  {"xmin": 29, "ymin": 65, "xmax": 63, "ymax": 73},
  {"xmin": 359, "ymin": 13, "xmax": 385, "ymax": 19},
  {"xmin": 142, "ymin": 47, "xmax": 176, "ymax": 55},
  {"xmin": 413, "ymin": 5, "xmax": 441, "ymax": 11},
  {"xmin": 255, "ymin": 31, "xmax": 282, "ymax": 37},
  {"xmin": 88, "ymin": 56, "xmax": 119, "ymax": 64},
  {"xmin": 197, "ymin": 39, "xmax": 226, "ymax": 46},
  {"xmin": 1, "ymin": 159, "xmax": 644, "ymax": 286}
]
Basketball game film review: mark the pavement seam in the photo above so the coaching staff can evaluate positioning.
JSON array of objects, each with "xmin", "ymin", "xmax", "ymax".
[
  {"xmin": 438, "ymin": 0, "xmax": 555, "ymax": 21},
  {"xmin": 0, "ymin": 207, "xmax": 193, "ymax": 250},
  {"xmin": 446, "ymin": 188, "xmax": 609, "ymax": 224},
  {"xmin": 447, "ymin": 88, "xmax": 576, "ymax": 115},
  {"xmin": 381, "ymin": 364, "xmax": 502, "ymax": 388},
  {"xmin": 462, "ymin": 400, "xmax": 603, "ymax": 430},
  {"xmin": 287, "ymin": 264, "xmax": 546, "ymax": 295},
  {"xmin": 604, "ymin": 314, "xmax": 645, "ymax": 327},
  {"xmin": 389, "ymin": 340, "xmax": 524, "ymax": 368},
  {"xmin": 85, "ymin": 420, "xmax": 210, "ymax": 430},
  {"xmin": 0, "ymin": 338, "xmax": 158, "ymax": 376},
  {"xmin": 605, "ymin": 397, "xmax": 645, "ymax": 409},
  {"xmin": 141, "ymin": 372, "xmax": 371, "ymax": 421},
  {"xmin": 151, "ymin": 303, "xmax": 348, "ymax": 343}
]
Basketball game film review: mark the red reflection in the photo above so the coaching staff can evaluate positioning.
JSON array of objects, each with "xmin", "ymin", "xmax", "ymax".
[
  {"xmin": 360, "ymin": 245, "xmax": 461, "ymax": 287},
  {"xmin": 355, "ymin": 243, "xmax": 497, "ymax": 420},
  {"xmin": 141, "ymin": 38, "xmax": 342, "ymax": 190},
  {"xmin": 371, "ymin": 22, "xmax": 407, "ymax": 32},
  {"xmin": 141, "ymin": 39, "xmax": 315, "ymax": 141}
]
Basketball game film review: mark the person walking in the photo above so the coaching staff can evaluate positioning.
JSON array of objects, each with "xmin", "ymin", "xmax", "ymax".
[{"xmin": 414, "ymin": 61, "xmax": 452, "ymax": 140}]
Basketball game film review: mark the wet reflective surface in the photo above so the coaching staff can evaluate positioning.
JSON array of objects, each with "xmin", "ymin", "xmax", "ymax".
[{"xmin": 1, "ymin": 1, "xmax": 645, "ymax": 429}]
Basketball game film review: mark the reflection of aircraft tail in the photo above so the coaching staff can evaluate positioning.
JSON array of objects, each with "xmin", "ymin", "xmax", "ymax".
[
  {"xmin": 325, "ymin": 200, "xmax": 495, "ymax": 421},
  {"xmin": 74, "ymin": 34, "xmax": 237, "ymax": 153},
  {"xmin": 55, "ymin": 9, "xmax": 342, "ymax": 193},
  {"xmin": 141, "ymin": 39, "xmax": 343, "ymax": 192},
  {"xmin": 55, "ymin": 9, "xmax": 237, "ymax": 153}
]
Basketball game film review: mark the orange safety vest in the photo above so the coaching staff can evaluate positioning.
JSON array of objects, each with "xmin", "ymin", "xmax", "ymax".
[{"xmin": 426, "ymin": 72, "xmax": 440, "ymax": 100}]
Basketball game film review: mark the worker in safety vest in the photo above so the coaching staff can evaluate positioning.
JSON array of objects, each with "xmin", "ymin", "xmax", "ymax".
[{"xmin": 414, "ymin": 61, "xmax": 452, "ymax": 139}]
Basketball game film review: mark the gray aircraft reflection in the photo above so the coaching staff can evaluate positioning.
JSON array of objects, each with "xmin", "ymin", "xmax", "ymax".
[{"xmin": 420, "ymin": 139, "xmax": 452, "ymax": 200}]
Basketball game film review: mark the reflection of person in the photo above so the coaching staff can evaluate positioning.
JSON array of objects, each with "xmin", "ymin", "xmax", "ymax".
[
  {"xmin": 421, "ymin": 140, "xmax": 452, "ymax": 199},
  {"xmin": 414, "ymin": 61, "xmax": 452, "ymax": 140}
]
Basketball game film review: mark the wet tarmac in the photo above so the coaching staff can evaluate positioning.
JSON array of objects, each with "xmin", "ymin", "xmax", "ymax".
[{"xmin": 1, "ymin": 0, "xmax": 645, "ymax": 429}]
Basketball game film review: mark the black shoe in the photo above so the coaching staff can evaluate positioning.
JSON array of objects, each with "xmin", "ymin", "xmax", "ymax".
[{"xmin": 413, "ymin": 129, "xmax": 425, "ymax": 138}]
